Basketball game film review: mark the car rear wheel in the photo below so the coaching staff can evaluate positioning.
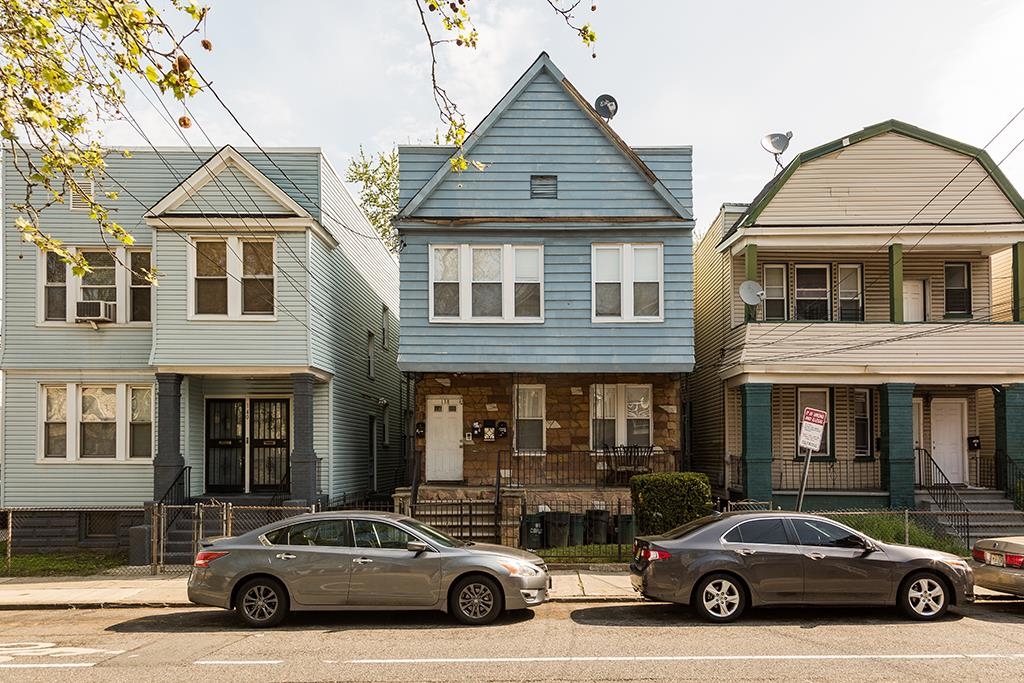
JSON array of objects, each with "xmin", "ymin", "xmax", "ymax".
[
  {"xmin": 899, "ymin": 572, "xmax": 949, "ymax": 620},
  {"xmin": 450, "ymin": 575, "xmax": 503, "ymax": 625},
  {"xmin": 694, "ymin": 573, "xmax": 746, "ymax": 623},
  {"xmin": 235, "ymin": 577, "xmax": 289, "ymax": 628}
]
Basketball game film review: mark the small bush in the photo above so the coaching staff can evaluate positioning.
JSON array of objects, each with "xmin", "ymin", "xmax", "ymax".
[{"xmin": 631, "ymin": 472, "xmax": 713, "ymax": 535}]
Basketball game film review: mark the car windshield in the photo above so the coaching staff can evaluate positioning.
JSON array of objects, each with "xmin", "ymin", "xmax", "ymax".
[
  {"xmin": 660, "ymin": 513, "xmax": 722, "ymax": 540},
  {"xmin": 402, "ymin": 518, "xmax": 463, "ymax": 548}
]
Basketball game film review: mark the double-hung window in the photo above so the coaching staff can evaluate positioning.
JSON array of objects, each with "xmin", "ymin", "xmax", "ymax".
[
  {"xmin": 592, "ymin": 244, "xmax": 663, "ymax": 322},
  {"xmin": 854, "ymin": 389, "xmax": 872, "ymax": 458},
  {"xmin": 429, "ymin": 244, "xmax": 543, "ymax": 322},
  {"xmin": 40, "ymin": 383, "xmax": 154, "ymax": 462},
  {"xmin": 515, "ymin": 385, "xmax": 545, "ymax": 452},
  {"xmin": 191, "ymin": 237, "xmax": 276, "ymax": 319},
  {"xmin": 794, "ymin": 265, "xmax": 830, "ymax": 321},
  {"xmin": 944, "ymin": 263, "xmax": 971, "ymax": 316},
  {"xmin": 797, "ymin": 388, "xmax": 830, "ymax": 457},
  {"xmin": 838, "ymin": 264, "xmax": 863, "ymax": 321},
  {"xmin": 44, "ymin": 252, "xmax": 67, "ymax": 322},
  {"xmin": 590, "ymin": 384, "xmax": 652, "ymax": 449},
  {"xmin": 40, "ymin": 247, "xmax": 151, "ymax": 324},
  {"xmin": 762, "ymin": 264, "xmax": 787, "ymax": 321}
]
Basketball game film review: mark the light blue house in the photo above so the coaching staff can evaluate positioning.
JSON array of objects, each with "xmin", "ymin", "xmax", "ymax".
[
  {"xmin": 1, "ymin": 146, "xmax": 403, "ymax": 524},
  {"xmin": 395, "ymin": 53, "xmax": 695, "ymax": 499}
]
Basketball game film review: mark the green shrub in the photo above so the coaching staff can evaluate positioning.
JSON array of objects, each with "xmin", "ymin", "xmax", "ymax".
[
  {"xmin": 824, "ymin": 513, "xmax": 967, "ymax": 556},
  {"xmin": 630, "ymin": 472, "xmax": 713, "ymax": 535}
]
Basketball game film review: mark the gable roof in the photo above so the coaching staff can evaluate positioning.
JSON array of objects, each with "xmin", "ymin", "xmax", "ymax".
[
  {"xmin": 720, "ymin": 119, "xmax": 1024, "ymax": 245},
  {"xmin": 146, "ymin": 145, "xmax": 313, "ymax": 219},
  {"xmin": 398, "ymin": 52, "xmax": 692, "ymax": 221}
]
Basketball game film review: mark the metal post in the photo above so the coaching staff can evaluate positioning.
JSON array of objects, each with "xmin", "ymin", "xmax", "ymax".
[
  {"xmin": 904, "ymin": 509, "xmax": 909, "ymax": 545},
  {"xmin": 5, "ymin": 510, "xmax": 12, "ymax": 574},
  {"xmin": 220, "ymin": 503, "xmax": 227, "ymax": 536},
  {"xmin": 617, "ymin": 499, "xmax": 623, "ymax": 562},
  {"xmin": 796, "ymin": 447, "xmax": 813, "ymax": 511},
  {"xmin": 193, "ymin": 503, "xmax": 201, "ymax": 559},
  {"xmin": 150, "ymin": 505, "xmax": 160, "ymax": 576},
  {"xmin": 159, "ymin": 504, "xmax": 167, "ymax": 575},
  {"xmin": 226, "ymin": 503, "xmax": 233, "ymax": 537}
]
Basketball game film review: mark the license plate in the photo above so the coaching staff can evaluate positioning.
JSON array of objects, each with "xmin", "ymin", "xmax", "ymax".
[{"xmin": 987, "ymin": 552, "xmax": 1006, "ymax": 567}]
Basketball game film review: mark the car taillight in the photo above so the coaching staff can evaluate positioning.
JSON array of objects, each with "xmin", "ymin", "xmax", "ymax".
[
  {"xmin": 194, "ymin": 550, "xmax": 229, "ymax": 568},
  {"xmin": 642, "ymin": 548, "xmax": 672, "ymax": 562},
  {"xmin": 1007, "ymin": 554, "xmax": 1024, "ymax": 568},
  {"xmin": 972, "ymin": 548, "xmax": 986, "ymax": 563}
]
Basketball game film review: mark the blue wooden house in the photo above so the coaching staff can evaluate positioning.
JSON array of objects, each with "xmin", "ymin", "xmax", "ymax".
[
  {"xmin": 0, "ymin": 146, "xmax": 403, "ymax": 523},
  {"xmin": 395, "ymin": 53, "xmax": 695, "ymax": 503}
]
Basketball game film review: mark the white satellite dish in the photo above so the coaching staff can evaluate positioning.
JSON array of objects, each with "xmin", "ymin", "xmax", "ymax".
[
  {"xmin": 761, "ymin": 131, "xmax": 793, "ymax": 173},
  {"xmin": 739, "ymin": 280, "xmax": 765, "ymax": 306}
]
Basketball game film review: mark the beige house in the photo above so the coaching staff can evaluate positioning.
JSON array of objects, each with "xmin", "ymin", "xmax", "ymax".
[{"xmin": 692, "ymin": 120, "xmax": 1024, "ymax": 510}]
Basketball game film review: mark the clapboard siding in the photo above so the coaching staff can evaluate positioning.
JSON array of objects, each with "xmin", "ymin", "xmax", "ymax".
[
  {"xmin": 990, "ymin": 247, "xmax": 1014, "ymax": 322},
  {"xmin": 166, "ymin": 165, "xmax": 289, "ymax": 216},
  {"xmin": 635, "ymin": 149, "xmax": 694, "ymax": 206}
]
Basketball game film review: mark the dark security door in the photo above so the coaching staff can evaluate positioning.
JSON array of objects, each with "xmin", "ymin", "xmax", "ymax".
[
  {"xmin": 250, "ymin": 399, "xmax": 290, "ymax": 492},
  {"xmin": 206, "ymin": 399, "xmax": 245, "ymax": 493}
]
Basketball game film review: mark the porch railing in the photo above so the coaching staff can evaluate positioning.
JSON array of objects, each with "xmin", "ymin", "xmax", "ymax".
[
  {"xmin": 916, "ymin": 447, "xmax": 971, "ymax": 546},
  {"xmin": 497, "ymin": 449, "xmax": 679, "ymax": 489},
  {"xmin": 728, "ymin": 454, "xmax": 744, "ymax": 492},
  {"xmin": 772, "ymin": 458, "xmax": 883, "ymax": 491},
  {"xmin": 157, "ymin": 465, "xmax": 191, "ymax": 506},
  {"xmin": 995, "ymin": 450, "xmax": 1024, "ymax": 509}
]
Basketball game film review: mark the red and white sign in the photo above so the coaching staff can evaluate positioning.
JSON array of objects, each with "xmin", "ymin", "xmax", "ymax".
[{"xmin": 798, "ymin": 407, "xmax": 828, "ymax": 451}]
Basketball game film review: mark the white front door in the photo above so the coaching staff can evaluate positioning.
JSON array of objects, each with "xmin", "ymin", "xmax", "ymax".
[
  {"xmin": 903, "ymin": 280, "xmax": 926, "ymax": 322},
  {"xmin": 931, "ymin": 399, "xmax": 966, "ymax": 484},
  {"xmin": 425, "ymin": 396, "xmax": 463, "ymax": 481}
]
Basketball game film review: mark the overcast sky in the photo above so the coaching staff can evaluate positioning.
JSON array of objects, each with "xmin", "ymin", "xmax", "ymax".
[{"xmin": 110, "ymin": 0, "xmax": 1024, "ymax": 234}]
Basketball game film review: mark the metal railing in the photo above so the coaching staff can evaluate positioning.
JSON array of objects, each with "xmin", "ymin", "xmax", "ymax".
[
  {"xmin": 157, "ymin": 466, "xmax": 191, "ymax": 507},
  {"xmin": 995, "ymin": 449, "xmax": 1024, "ymax": 509},
  {"xmin": 728, "ymin": 454, "xmax": 744, "ymax": 492},
  {"xmin": 497, "ymin": 449, "xmax": 679, "ymax": 489},
  {"xmin": 915, "ymin": 447, "xmax": 972, "ymax": 546},
  {"xmin": 970, "ymin": 452, "xmax": 997, "ymax": 489},
  {"xmin": 773, "ymin": 458, "xmax": 883, "ymax": 491}
]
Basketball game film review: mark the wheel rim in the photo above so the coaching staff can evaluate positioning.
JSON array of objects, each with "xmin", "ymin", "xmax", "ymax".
[
  {"xmin": 242, "ymin": 584, "xmax": 279, "ymax": 623},
  {"xmin": 907, "ymin": 577, "xmax": 945, "ymax": 616},
  {"xmin": 702, "ymin": 579, "xmax": 740, "ymax": 618},
  {"xmin": 458, "ymin": 582, "xmax": 495, "ymax": 620}
]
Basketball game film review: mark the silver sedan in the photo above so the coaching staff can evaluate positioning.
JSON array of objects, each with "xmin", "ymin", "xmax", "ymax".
[{"xmin": 187, "ymin": 510, "xmax": 549, "ymax": 627}]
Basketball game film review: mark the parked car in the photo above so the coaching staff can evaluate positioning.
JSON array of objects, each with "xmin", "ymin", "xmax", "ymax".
[
  {"xmin": 971, "ymin": 536, "xmax": 1024, "ymax": 596},
  {"xmin": 187, "ymin": 510, "xmax": 549, "ymax": 627},
  {"xmin": 630, "ymin": 511, "xmax": 973, "ymax": 622}
]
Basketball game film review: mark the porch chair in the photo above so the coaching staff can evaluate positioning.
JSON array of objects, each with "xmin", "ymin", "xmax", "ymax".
[{"xmin": 605, "ymin": 444, "xmax": 654, "ymax": 485}]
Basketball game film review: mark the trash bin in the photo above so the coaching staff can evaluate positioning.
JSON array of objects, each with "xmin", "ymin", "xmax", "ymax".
[
  {"xmin": 520, "ymin": 513, "xmax": 543, "ymax": 549},
  {"xmin": 614, "ymin": 513, "xmax": 635, "ymax": 544},
  {"xmin": 569, "ymin": 513, "xmax": 586, "ymax": 546},
  {"xmin": 585, "ymin": 509, "xmax": 609, "ymax": 545},
  {"xmin": 544, "ymin": 510, "xmax": 571, "ymax": 548}
]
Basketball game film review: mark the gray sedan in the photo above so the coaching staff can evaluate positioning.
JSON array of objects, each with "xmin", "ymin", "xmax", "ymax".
[
  {"xmin": 187, "ymin": 510, "xmax": 549, "ymax": 627},
  {"xmin": 630, "ymin": 511, "xmax": 973, "ymax": 622},
  {"xmin": 971, "ymin": 536, "xmax": 1024, "ymax": 596}
]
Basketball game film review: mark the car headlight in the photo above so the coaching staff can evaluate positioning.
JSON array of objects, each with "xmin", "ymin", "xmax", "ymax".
[
  {"xmin": 499, "ymin": 561, "xmax": 541, "ymax": 577},
  {"xmin": 940, "ymin": 558, "xmax": 970, "ymax": 572}
]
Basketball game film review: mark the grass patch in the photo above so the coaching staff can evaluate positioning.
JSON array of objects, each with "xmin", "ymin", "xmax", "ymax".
[
  {"xmin": 0, "ymin": 542, "xmax": 128, "ymax": 577},
  {"xmin": 825, "ymin": 513, "xmax": 968, "ymax": 556},
  {"xmin": 535, "ymin": 543, "xmax": 630, "ymax": 563}
]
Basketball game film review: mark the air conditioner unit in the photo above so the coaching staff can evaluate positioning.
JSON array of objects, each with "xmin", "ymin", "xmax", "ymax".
[{"xmin": 76, "ymin": 300, "xmax": 116, "ymax": 322}]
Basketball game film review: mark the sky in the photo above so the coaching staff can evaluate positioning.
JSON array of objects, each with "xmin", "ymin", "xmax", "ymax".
[{"xmin": 108, "ymin": 0, "xmax": 1024, "ymax": 235}]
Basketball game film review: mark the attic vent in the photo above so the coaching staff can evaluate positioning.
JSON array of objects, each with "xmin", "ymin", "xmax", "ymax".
[
  {"xmin": 69, "ymin": 178, "xmax": 94, "ymax": 211},
  {"xmin": 530, "ymin": 175, "xmax": 557, "ymax": 199}
]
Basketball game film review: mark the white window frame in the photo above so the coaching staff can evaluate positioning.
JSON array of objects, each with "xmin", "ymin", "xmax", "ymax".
[
  {"xmin": 794, "ymin": 264, "xmax": 832, "ymax": 321},
  {"xmin": 837, "ymin": 264, "xmax": 863, "ymax": 322},
  {"xmin": 589, "ymin": 383, "xmax": 653, "ymax": 449},
  {"xmin": 428, "ymin": 244, "xmax": 544, "ymax": 323},
  {"xmin": 797, "ymin": 387, "xmax": 830, "ymax": 458},
  {"xmin": 37, "ymin": 246, "xmax": 152, "ymax": 326},
  {"xmin": 514, "ymin": 384, "xmax": 546, "ymax": 453},
  {"xmin": 38, "ymin": 382, "xmax": 155, "ymax": 463},
  {"xmin": 591, "ymin": 243, "xmax": 664, "ymax": 323},
  {"xmin": 853, "ymin": 388, "xmax": 872, "ymax": 458},
  {"xmin": 187, "ymin": 235, "xmax": 277, "ymax": 321},
  {"xmin": 762, "ymin": 263, "xmax": 788, "ymax": 321}
]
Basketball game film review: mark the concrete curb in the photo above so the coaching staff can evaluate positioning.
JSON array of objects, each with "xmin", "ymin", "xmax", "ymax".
[{"xmin": 0, "ymin": 602, "xmax": 196, "ymax": 610}]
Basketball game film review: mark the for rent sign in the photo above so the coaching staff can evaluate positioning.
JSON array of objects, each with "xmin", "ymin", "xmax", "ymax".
[{"xmin": 798, "ymin": 407, "xmax": 828, "ymax": 451}]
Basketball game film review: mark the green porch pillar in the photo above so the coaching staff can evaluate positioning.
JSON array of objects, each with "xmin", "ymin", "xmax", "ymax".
[
  {"xmin": 741, "ymin": 383, "xmax": 773, "ymax": 502},
  {"xmin": 995, "ymin": 384, "xmax": 1024, "ymax": 468},
  {"xmin": 880, "ymin": 383, "xmax": 915, "ymax": 509},
  {"xmin": 1013, "ymin": 243, "xmax": 1024, "ymax": 322},
  {"xmin": 889, "ymin": 244, "xmax": 904, "ymax": 323},
  {"xmin": 744, "ymin": 243, "xmax": 758, "ymax": 322}
]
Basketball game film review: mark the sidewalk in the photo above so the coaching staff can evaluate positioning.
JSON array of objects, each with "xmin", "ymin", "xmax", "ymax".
[{"xmin": 0, "ymin": 569, "xmax": 639, "ymax": 609}]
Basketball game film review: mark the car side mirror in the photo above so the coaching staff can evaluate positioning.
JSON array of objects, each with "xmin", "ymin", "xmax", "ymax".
[{"xmin": 407, "ymin": 541, "xmax": 429, "ymax": 554}]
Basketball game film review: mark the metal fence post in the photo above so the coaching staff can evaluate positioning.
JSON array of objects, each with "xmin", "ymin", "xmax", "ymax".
[
  {"xmin": 5, "ymin": 510, "xmax": 12, "ymax": 574},
  {"xmin": 150, "ymin": 504, "xmax": 160, "ymax": 576},
  {"xmin": 226, "ymin": 503, "xmax": 233, "ymax": 537},
  {"xmin": 220, "ymin": 502, "xmax": 228, "ymax": 536},
  {"xmin": 904, "ymin": 509, "xmax": 909, "ymax": 546},
  {"xmin": 617, "ymin": 499, "xmax": 623, "ymax": 562}
]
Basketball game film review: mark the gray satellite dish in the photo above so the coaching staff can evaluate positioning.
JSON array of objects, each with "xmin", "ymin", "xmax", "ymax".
[
  {"xmin": 739, "ymin": 280, "xmax": 765, "ymax": 306},
  {"xmin": 761, "ymin": 131, "xmax": 793, "ymax": 172},
  {"xmin": 594, "ymin": 94, "xmax": 618, "ymax": 120}
]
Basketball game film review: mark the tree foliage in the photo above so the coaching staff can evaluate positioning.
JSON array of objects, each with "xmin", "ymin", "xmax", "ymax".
[
  {"xmin": 345, "ymin": 146, "xmax": 400, "ymax": 252},
  {"xmin": 1, "ymin": 0, "xmax": 209, "ymax": 276}
]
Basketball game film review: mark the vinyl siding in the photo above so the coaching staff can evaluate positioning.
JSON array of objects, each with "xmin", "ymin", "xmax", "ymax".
[
  {"xmin": 166, "ymin": 164, "xmax": 293, "ymax": 216},
  {"xmin": 635, "ymin": 148, "xmax": 694, "ymax": 208},
  {"xmin": 398, "ymin": 147, "xmax": 455, "ymax": 210},
  {"xmin": 990, "ymin": 247, "xmax": 1014, "ymax": 322}
]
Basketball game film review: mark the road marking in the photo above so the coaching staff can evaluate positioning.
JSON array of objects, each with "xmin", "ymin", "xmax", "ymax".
[
  {"xmin": 195, "ymin": 660, "xmax": 284, "ymax": 665},
  {"xmin": 0, "ymin": 663, "xmax": 96, "ymax": 669},
  {"xmin": 349, "ymin": 653, "xmax": 1024, "ymax": 665}
]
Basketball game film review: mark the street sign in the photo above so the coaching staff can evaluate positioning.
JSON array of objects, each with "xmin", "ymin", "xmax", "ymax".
[{"xmin": 798, "ymin": 407, "xmax": 828, "ymax": 451}]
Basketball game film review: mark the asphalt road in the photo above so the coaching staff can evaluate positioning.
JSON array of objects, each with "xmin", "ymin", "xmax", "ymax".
[{"xmin": 2, "ymin": 597, "xmax": 1024, "ymax": 682}]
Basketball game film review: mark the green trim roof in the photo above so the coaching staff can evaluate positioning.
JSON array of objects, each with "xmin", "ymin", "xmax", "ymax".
[{"xmin": 719, "ymin": 119, "xmax": 1024, "ymax": 245}]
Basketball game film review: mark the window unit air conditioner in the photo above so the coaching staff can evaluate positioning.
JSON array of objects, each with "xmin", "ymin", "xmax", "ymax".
[{"xmin": 76, "ymin": 300, "xmax": 116, "ymax": 322}]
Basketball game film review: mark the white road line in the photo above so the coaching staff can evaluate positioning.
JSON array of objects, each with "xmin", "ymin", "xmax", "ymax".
[
  {"xmin": 349, "ymin": 653, "xmax": 1024, "ymax": 665},
  {"xmin": 194, "ymin": 660, "xmax": 284, "ymax": 665},
  {"xmin": 0, "ymin": 663, "xmax": 96, "ymax": 669}
]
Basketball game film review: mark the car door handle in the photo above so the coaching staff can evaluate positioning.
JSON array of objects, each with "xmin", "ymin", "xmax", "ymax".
[
  {"xmin": 736, "ymin": 548, "xmax": 756, "ymax": 556},
  {"xmin": 275, "ymin": 553, "xmax": 296, "ymax": 560},
  {"xmin": 805, "ymin": 552, "xmax": 825, "ymax": 561},
  {"xmin": 353, "ymin": 557, "xmax": 374, "ymax": 564}
]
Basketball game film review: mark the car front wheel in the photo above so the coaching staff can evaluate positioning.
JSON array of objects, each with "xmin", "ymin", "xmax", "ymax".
[
  {"xmin": 899, "ymin": 572, "xmax": 949, "ymax": 620},
  {"xmin": 450, "ymin": 575, "xmax": 503, "ymax": 625},
  {"xmin": 235, "ymin": 577, "xmax": 289, "ymax": 628},
  {"xmin": 693, "ymin": 573, "xmax": 746, "ymax": 623}
]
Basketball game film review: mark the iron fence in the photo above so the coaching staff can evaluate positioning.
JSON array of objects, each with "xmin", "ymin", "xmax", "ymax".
[
  {"xmin": 773, "ymin": 457, "xmax": 883, "ymax": 491},
  {"xmin": 512, "ymin": 498, "xmax": 635, "ymax": 564},
  {"xmin": 498, "ymin": 449, "xmax": 680, "ymax": 489}
]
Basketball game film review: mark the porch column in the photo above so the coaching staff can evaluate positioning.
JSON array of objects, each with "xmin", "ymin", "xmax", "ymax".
[
  {"xmin": 880, "ymin": 383, "xmax": 915, "ymax": 509},
  {"xmin": 290, "ymin": 373, "xmax": 318, "ymax": 505},
  {"xmin": 1013, "ymin": 242, "xmax": 1024, "ymax": 322},
  {"xmin": 888, "ymin": 244, "xmax": 904, "ymax": 323},
  {"xmin": 744, "ymin": 243, "xmax": 758, "ymax": 323},
  {"xmin": 995, "ymin": 384, "xmax": 1024, "ymax": 468},
  {"xmin": 740, "ymin": 383, "xmax": 773, "ymax": 502},
  {"xmin": 153, "ymin": 373, "xmax": 184, "ymax": 500}
]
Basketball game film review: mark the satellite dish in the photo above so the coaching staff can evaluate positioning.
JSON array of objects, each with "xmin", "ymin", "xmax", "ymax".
[
  {"xmin": 739, "ymin": 280, "xmax": 766, "ymax": 306},
  {"xmin": 594, "ymin": 94, "xmax": 618, "ymax": 120},
  {"xmin": 761, "ymin": 131, "xmax": 793, "ymax": 173}
]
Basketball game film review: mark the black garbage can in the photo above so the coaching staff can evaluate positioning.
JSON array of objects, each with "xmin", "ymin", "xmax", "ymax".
[
  {"xmin": 614, "ymin": 513, "xmax": 635, "ymax": 544},
  {"xmin": 544, "ymin": 510, "xmax": 571, "ymax": 548},
  {"xmin": 520, "ymin": 513, "xmax": 543, "ymax": 549},
  {"xmin": 585, "ymin": 509, "xmax": 609, "ymax": 545},
  {"xmin": 569, "ymin": 513, "xmax": 586, "ymax": 546}
]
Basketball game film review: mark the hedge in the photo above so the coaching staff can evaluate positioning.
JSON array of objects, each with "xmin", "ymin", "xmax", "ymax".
[{"xmin": 630, "ymin": 472, "xmax": 713, "ymax": 535}]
